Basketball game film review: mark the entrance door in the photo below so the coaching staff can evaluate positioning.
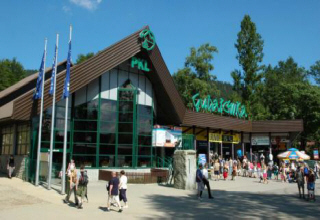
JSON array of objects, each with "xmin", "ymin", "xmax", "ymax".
[{"xmin": 117, "ymin": 88, "xmax": 138, "ymax": 167}]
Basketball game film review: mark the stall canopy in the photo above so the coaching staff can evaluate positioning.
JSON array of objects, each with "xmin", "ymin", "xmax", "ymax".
[{"xmin": 277, "ymin": 148, "xmax": 310, "ymax": 160}]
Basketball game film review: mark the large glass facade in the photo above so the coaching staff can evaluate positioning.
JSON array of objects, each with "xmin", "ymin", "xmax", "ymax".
[{"xmin": 31, "ymin": 60, "xmax": 154, "ymax": 168}]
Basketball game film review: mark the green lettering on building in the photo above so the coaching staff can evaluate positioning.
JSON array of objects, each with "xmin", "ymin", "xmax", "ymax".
[
  {"xmin": 192, "ymin": 93, "xmax": 248, "ymax": 119},
  {"xmin": 131, "ymin": 57, "xmax": 150, "ymax": 72}
]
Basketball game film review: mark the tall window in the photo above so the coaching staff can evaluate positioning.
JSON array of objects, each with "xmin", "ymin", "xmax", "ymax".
[
  {"xmin": 17, "ymin": 124, "xmax": 30, "ymax": 155},
  {"xmin": 1, "ymin": 126, "xmax": 14, "ymax": 155}
]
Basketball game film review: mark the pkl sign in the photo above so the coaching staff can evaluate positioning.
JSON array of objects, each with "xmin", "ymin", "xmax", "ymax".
[{"xmin": 131, "ymin": 57, "xmax": 150, "ymax": 72}]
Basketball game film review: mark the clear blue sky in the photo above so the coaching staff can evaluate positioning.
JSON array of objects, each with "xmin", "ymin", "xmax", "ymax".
[{"xmin": 1, "ymin": 0, "xmax": 320, "ymax": 83}]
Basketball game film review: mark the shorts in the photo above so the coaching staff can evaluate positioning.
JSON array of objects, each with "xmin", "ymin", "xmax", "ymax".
[
  {"xmin": 307, "ymin": 182, "xmax": 315, "ymax": 190},
  {"xmin": 77, "ymin": 185, "xmax": 86, "ymax": 198},
  {"xmin": 197, "ymin": 182, "xmax": 204, "ymax": 192},
  {"xmin": 263, "ymin": 173, "xmax": 267, "ymax": 178},
  {"xmin": 214, "ymin": 171, "xmax": 219, "ymax": 175}
]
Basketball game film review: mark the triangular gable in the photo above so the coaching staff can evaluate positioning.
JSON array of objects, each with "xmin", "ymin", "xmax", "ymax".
[{"xmin": 12, "ymin": 26, "xmax": 186, "ymax": 124}]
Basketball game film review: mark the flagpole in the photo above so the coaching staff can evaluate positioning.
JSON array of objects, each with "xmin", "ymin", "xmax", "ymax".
[
  {"xmin": 62, "ymin": 25, "xmax": 72, "ymax": 195},
  {"xmin": 35, "ymin": 38, "xmax": 48, "ymax": 186},
  {"xmin": 48, "ymin": 34, "xmax": 59, "ymax": 190}
]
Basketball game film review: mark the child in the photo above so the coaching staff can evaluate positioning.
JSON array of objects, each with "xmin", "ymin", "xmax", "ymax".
[
  {"xmin": 307, "ymin": 170, "xmax": 316, "ymax": 201},
  {"xmin": 273, "ymin": 163, "xmax": 279, "ymax": 181},
  {"xmin": 223, "ymin": 165, "xmax": 229, "ymax": 181}
]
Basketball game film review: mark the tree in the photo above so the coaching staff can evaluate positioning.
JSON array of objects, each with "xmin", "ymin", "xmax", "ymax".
[
  {"xmin": 0, "ymin": 58, "xmax": 25, "ymax": 91},
  {"xmin": 231, "ymin": 15, "xmax": 264, "ymax": 118},
  {"xmin": 173, "ymin": 43, "xmax": 219, "ymax": 109},
  {"xmin": 309, "ymin": 60, "xmax": 320, "ymax": 85},
  {"xmin": 76, "ymin": 52, "xmax": 95, "ymax": 64}
]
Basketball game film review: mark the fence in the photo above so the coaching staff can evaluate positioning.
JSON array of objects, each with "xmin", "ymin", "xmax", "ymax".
[{"xmin": 99, "ymin": 168, "xmax": 169, "ymax": 184}]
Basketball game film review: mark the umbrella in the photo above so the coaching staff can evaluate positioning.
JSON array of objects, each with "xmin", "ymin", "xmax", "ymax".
[{"xmin": 277, "ymin": 148, "xmax": 310, "ymax": 160}]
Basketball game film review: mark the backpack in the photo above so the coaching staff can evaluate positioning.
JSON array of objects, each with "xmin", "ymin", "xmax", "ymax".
[
  {"xmin": 304, "ymin": 167, "xmax": 309, "ymax": 175},
  {"xmin": 79, "ymin": 173, "xmax": 89, "ymax": 186}
]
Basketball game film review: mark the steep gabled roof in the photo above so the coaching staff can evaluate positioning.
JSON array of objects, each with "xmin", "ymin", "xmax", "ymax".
[{"xmin": 11, "ymin": 26, "xmax": 186, "ymax": 124}]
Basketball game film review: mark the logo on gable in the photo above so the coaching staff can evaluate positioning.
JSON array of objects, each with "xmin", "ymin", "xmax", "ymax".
[{"xmin": 139, "ymin": 29, "xmax": 156, "ymax": 51}]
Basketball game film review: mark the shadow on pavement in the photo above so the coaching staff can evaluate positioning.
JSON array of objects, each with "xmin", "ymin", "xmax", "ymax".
[{"xmin": 142, "ymin": 189, "xmax": 319, "ymax": 219}]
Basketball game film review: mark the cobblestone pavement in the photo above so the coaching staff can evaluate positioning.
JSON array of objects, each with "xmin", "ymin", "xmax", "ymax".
[{"xmin": 0, "ymin": 174, "xmax": 319, "ymax": 220}]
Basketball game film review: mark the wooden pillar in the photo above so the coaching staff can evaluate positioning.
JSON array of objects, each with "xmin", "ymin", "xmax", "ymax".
[
  {"xmin": 232, "ymin": 143, "xmax": 234, "ymax": 160},
  {"xmin": 269, "ymin": 132, "xmax": 272, "ymax": 155},
  {"xmin": 207, "ymin": 127, "xmax": 210, "ymax": 165},
  {"xmin": 241, "ymin": 132, "xmax": 245, "ymax": 158},
  {"xmin": 250, "ymin": 132, "xmax": 252, "ymax": 161}
]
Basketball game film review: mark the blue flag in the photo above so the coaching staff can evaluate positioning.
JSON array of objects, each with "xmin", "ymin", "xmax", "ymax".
[
  {"xmin": 49, "ymin": 45, "xmax": 57, "ymax": 95},
  {"xmin": 33, "ymin": 52, "xmax": 45, "ymax": 100},
  {"xmin": 62, "ymin": 40, "xmax": 71, "ymax": 99}
]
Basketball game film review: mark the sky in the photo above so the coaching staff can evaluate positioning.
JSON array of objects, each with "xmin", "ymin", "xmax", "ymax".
[{"xmin": 0, "ymin": 0, "xmax": 320, "ymax": 83}]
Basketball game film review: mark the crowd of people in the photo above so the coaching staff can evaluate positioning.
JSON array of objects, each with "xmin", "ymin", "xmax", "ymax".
[
  {"xmin": 63, "ymin": 159, "xmax": 128, "ymax": 212},
  {"xmin": 196, "ymin": 154, "xmax": 319, "ymax": 201}
]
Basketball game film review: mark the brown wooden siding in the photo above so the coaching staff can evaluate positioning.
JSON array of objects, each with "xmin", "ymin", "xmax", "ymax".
[
  {"xmin": 252, "ymin": 120, "xmax": 303, "ymax": 132},
  {"xmin": 182, "ymin": 110, "xmax": 252, "ymax": 132}
]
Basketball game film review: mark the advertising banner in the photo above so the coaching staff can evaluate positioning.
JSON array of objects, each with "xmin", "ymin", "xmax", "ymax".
[
  {"xmin": 251, "ymin": 135, "xmax": 270, "ymax": 146},
  {"xmin": 209, "ymin": 133, "xmax": 240, "ymax": 144},
  {"xmin": 152, "ymin": 128, "xmax": 182, "ymax": 148}
]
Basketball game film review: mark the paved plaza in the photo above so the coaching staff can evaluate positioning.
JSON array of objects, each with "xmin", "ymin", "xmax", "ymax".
[{"xmin": 0, "ymin": 175, "xmax": 319, "ymax": 220}]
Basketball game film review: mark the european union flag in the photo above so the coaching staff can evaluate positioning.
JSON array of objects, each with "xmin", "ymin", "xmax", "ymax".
[
  {"xmin": 33, "ymin": 52, "xmax": 45, "ymax": 100},
  {"xmin": 49, "ymin": 45, "xmax": 57, "ymax": 95},
  {"xmin": 62, "ymin": 40, "xmax": 71, "ymax": 99}
]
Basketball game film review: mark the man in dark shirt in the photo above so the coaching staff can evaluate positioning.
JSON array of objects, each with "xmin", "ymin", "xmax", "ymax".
[{"xmin": 106, "ymin": 172, "xmax": 122, "ymax": 213}]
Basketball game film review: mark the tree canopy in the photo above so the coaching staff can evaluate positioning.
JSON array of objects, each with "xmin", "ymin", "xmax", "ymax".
[
  {"xmin": 76, "ymin": 52, "xmax": 95, "ymax": 64},
  {"xmin": 0, "ymin": 58, "xmax": 26, "ymax": 91}
]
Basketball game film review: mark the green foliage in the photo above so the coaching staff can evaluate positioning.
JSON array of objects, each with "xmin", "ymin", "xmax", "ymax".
[
  {"xmin": 232, "ymin": 15, "xmax": 265, "ymax": 118},
  {"xmin": 76, "ymin": 52, "xmax": 95, "ymax": 64},
  {"xmin": 0, "ymin": 58, "xmax": 26, "ymax": 91},
  {"xmin": 25, "ymin": 69, "xmax": 37, "ymax": 76},
  {"xmin": 173, "ymin": 43, "xmax": 219, "ymax": 109},
  {"xmin": 309, "ymin": 60, "xmax": 320, "ymax": 85}
]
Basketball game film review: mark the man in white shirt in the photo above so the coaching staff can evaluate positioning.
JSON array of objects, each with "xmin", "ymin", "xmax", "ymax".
[
  {"xmin": 201, "ymin": 164, "xmax": 214, "ymax": 199},
  {"xmin": 119, "ymin": 170, "xmax": 128, "ymax": 208}
]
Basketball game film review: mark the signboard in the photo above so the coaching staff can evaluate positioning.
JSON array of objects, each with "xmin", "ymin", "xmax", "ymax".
[
  {"xmin": 314, "ymin": 149, "xmax": 319, "ymax": 160},
  {"xmin": 251, "ymin": 135, "xmax": 270, "ymax": 146},
  {"xmin": 209, "ymin": 133, "xmax": 240, "ymax": 144},
  {"xmin": 131, "ymin": 57, "xmax": 150, "ymax": 72},
  {"xmin": 152, "ymin": 128, "xmax": 182, "ymax": 148},
  {"xmin": 192, "ymin": 93, "xmax": 248, "ymax": 119},
  {"xmin": 198, "ymin": 154, "xmax": 207, "ymax": 166},
  {"xmin": 209, "ymin": 133, "xmax": 222, "ymax": 143}
]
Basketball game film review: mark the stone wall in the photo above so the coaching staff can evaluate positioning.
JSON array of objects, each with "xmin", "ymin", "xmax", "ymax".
[
  {"xmin": 173, "ymin": 150, "xmax": 196, "ymax": 190},
  {"xmin": 0, "ymin": 155, "xmax": 27, "ymax": 179}
]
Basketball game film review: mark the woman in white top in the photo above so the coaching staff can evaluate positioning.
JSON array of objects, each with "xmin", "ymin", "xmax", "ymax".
[{"xmin": 119, "ymin": 170, "xmax": 128, "ymax": 208}]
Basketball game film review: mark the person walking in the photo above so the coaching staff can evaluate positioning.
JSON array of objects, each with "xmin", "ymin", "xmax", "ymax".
[
  {"xmin": 307, "ymin": 170, "xmax": 316, "ymax": 201},
  {"xmin": 273, "ymin": 163, "xmax": 279, "ymax": 181},
  {"xmin": 7, "ymin": 155, "xmax": 15, "ymax": 179},
  {"xmin": 196, "ymin": 164, "xmax": 204, "ymax": 200},
  {"xmin": 64, "ymin": 168, "xmax": 79, "ymax": 205},
  {"xmin": 213, "ymin": 160, "xmax": 220, "ymax": 181},
  {"xmin": 106, "ymin": 172, "xmax": 122, "ymax": 212},
  {"xmin": 119, "ymin": 170, "xmax": 128, "ymax": 208},
  {"xmin": 231, "ymin": 162, "xmax": 237, "ymax": 180},
  {"xmin": 202, "ymin": 164, "xmax": 214, "ymax": 199},
  {"xmin": 76, "ymin": 166, "xmax": 89, "ymax": 209},
  {"xmin": 296, "ymin": 167, "xmax": 305, "ymax": 199}
]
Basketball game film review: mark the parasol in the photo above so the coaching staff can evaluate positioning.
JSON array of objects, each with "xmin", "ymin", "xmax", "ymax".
[{"xmin": 277, "ymin": 148, "xmax": 310, "ymax": 160}]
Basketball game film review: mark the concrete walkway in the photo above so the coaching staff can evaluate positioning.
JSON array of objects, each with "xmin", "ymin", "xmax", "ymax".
[{"xmin": 0, "ymin": 175, "xmax": 319, "ymax": 219}]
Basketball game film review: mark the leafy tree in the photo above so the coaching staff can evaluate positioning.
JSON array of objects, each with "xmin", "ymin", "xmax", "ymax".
[
  {"xmin": 76, "ymin": 52, "xmax": 95, "ymax": 64},
  {"xmin": 231, "ymin": 15, "xmax": 265, "ymax": 118},
  {"xmin": 25, "ymin": 69, "xmax": 37, "ymax": 76},
  {"xmin": 309, "ymin": 60, "xmax": 320, "ymax": 85},
  {"xmin": 0, "ymin": 58, "xmax": 25, "ymax": 91},
  {"xmin": 173, "ymin": 43, "xmax": 219, "ymax": 109}
]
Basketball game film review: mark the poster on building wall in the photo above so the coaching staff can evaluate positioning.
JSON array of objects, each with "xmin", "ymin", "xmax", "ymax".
[
  {"xmin": 198, "ymin": 154, "xmax": 207, "ymax": 166},
  {"xmin": 251, "ymin": 135, "xmax": 270, "ymax": 145},
  {"xmin": 152, "ymin": 127, "xmax": 182, "ymax": 148},
  {"xmin": 209, "ymin": 133, "xmax": 222, "ymax": 142},
  {"xmin": 314, "ymin": 149, "xmax": 319, "ymax": 160}
]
